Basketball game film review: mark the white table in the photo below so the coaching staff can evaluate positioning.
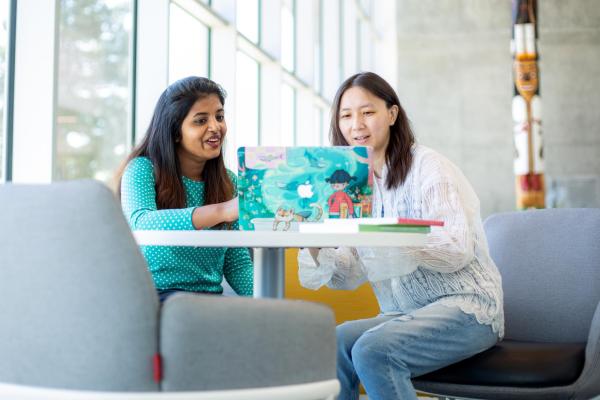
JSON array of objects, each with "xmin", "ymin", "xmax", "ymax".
[{"xmin": 133, "ymin": 230, "xmax": 426, "ymax": 298}]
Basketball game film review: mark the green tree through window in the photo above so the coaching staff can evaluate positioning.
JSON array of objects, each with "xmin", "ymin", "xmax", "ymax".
[{"xmin": 55, "ymin": 0, "xmax": 131, "ymax": 182}]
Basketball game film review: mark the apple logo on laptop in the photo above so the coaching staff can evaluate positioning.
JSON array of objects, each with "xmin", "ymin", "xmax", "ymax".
[{"xmin": 297, "ymin": 180, "xmax": 314, "ymax": 198}]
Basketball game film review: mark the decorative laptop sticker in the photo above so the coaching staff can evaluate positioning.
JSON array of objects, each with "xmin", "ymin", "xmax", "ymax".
[{"xmin": 237, "ymin": 146, "xmax": 373, "ymax": 231}]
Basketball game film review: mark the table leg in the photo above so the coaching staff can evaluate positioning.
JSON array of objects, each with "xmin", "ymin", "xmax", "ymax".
[{"xmin": 253, "ymin": 247, "xmax": 285, "ymax": 298}]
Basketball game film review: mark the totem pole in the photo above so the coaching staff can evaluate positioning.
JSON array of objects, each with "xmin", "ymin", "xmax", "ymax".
[{"xmin": 512, "ymin": 0, "xmax": 544, "ymax": 209}]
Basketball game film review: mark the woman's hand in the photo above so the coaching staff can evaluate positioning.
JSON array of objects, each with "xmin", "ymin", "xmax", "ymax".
[
  {"xmin": 192, "ymin": 197, "xmax": 239, "ymax": 229},
  {"xmin": 220, "ymin": 196, "xmax": 239, "ymax": 223}
]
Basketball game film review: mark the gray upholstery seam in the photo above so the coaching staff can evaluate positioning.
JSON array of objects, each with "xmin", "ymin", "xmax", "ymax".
[{"xmin": 156, "ymin": 306, "xmax": 163, "ymax": 391}]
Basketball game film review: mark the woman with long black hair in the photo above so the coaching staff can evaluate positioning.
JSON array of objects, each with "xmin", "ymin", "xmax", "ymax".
[
  {"xmin": 117, "ymin": 76, "xmax": 252, "ymax": 301},
  {"xmin": 299, "ymin": 72, "xmax": 503, "ymax": 400}
]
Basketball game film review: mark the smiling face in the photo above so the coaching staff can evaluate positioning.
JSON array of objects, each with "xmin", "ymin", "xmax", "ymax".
[
  {"xmin": 338, "ymin": 86, "xmax": 398, "ymax": 156},
  {"xmin": 177, "ymin": 94, "xmax": 226, "ymax": 166}
]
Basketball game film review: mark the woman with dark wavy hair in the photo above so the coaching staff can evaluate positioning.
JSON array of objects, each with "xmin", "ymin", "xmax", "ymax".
[
  {"xmin": 117, "ymin": 76, "xmax": 252, "ymax": 301},
  {"xmin": 299, "ymin": 72, "xmax": 503, "ymax": 400}
]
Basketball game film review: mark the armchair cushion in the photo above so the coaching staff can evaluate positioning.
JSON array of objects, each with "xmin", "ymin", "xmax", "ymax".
[
  {"xmin": 417, "ymin": 340, "xmax": 585, "ymax": 387},
  {"xmin": 413, "ymin": 208, "xmax": 600, "ymax": 399},
  {"xmin": 159, "ymin": 294, "xmax": 337, "ymax": 391}
]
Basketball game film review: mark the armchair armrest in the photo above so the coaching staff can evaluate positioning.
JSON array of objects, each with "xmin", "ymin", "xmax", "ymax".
[
  {"xmin": 575, "ymin": 300, "xmax": 600, "ymax": 399},
  {"xmin": 159, "ymin": 295, "xmax": 336, "ymax": 391}
]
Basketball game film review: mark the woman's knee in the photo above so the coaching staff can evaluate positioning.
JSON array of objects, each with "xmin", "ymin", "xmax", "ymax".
[
  {"xmin": 350, "ymin": 330, "xmax": 390, "ymax": 371},
  {"xmin": 336, "ymin": 322, "xmax": 360, "ymax": 354}
]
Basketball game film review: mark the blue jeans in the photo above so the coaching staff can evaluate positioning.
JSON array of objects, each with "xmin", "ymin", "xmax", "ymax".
[{"xmin": 337, "ymin": 304, "xmax": 498, "ymax": 400}]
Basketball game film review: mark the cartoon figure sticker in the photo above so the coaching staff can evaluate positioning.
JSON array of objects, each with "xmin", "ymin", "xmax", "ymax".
[{"xmin": 326, "ymin": 169, "xmax": 356, "ymax": 219}]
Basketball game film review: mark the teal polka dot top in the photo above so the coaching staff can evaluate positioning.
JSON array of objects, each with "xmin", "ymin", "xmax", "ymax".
[{"xmin": 121, "ymin": 156, "xmax": 253, "ymax": 296}]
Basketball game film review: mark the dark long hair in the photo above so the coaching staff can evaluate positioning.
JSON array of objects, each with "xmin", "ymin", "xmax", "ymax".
[
  {"xmin": 330, "ymin": 72, "xmax": 415, "ymax": 190},
  {"xmin": 116, "ymin": 76, "xmax": 233, "ymax": 209}
]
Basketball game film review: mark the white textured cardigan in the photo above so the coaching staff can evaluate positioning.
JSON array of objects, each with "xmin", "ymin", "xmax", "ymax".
[{"xmin": 298, "ymin": 145, "xmax": 505, "ymax": 337}]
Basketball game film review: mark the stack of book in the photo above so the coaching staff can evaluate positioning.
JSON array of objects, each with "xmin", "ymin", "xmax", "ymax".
[{"xmin": 298, "ymin": 218, "xmax": 444, "ymax": 234}]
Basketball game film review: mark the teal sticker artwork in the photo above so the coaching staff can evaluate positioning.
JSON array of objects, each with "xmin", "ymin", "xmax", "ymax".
[{"xmin": 237, "ymin": 146, "xmax": 373, "ymax": 231}]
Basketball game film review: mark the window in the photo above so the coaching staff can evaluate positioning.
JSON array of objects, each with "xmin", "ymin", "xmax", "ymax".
[
  {"xmin": 322, "ymin": 106, "xmax": 330, "ymax": 145},
  {"xmin": 360, "ymin": 0, "xmax": 371, "ymax": 17},
  {"xmin": 54, "ymin": 0, "xmax": 132, "ymax": 182},
  {"xmin": 5, "ymin": 0, "xmax": 393, "ymax": 183},
  {"xmin": 315, "ymin": 106, "xmax": 325, "ymax": 145},
  {"xmin": 280, "ymin": 83, "xmax": 295, "ymax": 145},
  {"xmin": 313, "ymin": 0, "xmax": 323, "ymax": 93},
  {"xmin": 341, "ymin": 2, "xmax": 358, "ymax": 77},
  {"xmin": 313, "ymin": 106, "xmax": 321, "ymax": 145},
  {"xmin": 281, "ymin": 0, "xmax": 295, "ymax": 72},
  {"xmin": 358, "ymin": 20, "xmax": 372, "ymax": 71},
  {"xmin": 168, "ymin": 2, "xmax": 209, "ymax": 83},
  {"xmin": 321, "ymin": 0, "xmax": 341, "ymax": 101},
  {"xmin": 232, "ymin": 50, "xmax": 259, "ymax": 166},
  {"xmin": 236, "ymin": 0, "xmax": 259, "ymax": 43},
  {"xmin": 0, "ymin": 0, "xmax": 9, "ymax": 181}
]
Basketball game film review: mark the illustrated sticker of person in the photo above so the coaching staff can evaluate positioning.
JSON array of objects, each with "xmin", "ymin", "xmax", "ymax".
[{"xmin": 326, "ymin": 169, "xmax": 356, "ymax": 219}]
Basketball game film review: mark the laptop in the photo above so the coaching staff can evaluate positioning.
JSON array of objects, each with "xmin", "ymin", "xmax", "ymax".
[{"xmin": 237, "ymin": 146, "xmax": 374, "ymax": 231}]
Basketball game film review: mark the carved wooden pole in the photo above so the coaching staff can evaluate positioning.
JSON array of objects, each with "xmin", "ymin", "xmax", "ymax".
[{"xmin": 512, "ymin": 0, "xmax": 545, "ymax": 209}]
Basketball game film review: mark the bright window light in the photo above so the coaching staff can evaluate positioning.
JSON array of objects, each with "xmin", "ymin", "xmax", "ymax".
[
  {"xmin": 281, "ymin": 0, "xmax": 294, "ymax": 72},
  {"xmin": 168, "ymin": 2, "xmax": 209, "ymax": 83},
  {"xmin": 54, "ymin": 0, "xmax": 131, "ymax": 182},
  {"xmin": 280, "ymin": 83, "xmax": 295, "ymax": 146},
  {"xmin": 234, "ymin": 50, "xmax": 259, "ymax": 159},
  {"xmin": 236, "ymin": 0, "xmax": 259, "ymax": 43}
]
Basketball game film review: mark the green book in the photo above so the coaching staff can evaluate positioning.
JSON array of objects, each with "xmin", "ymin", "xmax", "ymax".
[{"xmin": 358, "ymin": 224, "xmax": 431, "ymax": 233}]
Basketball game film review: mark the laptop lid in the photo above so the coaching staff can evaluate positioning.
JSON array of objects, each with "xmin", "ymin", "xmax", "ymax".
[{"xmin": 237, "ymin": 146, "xmax": 373, "ymax": 231}]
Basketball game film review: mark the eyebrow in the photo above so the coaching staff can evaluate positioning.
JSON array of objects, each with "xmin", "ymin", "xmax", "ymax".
[
  {"xmin": 340, "ymin": 103, "xmax": 374, "ymax": 112},
  {"xmin": 192, "ymin": 109, "xmax": 224, "ymax": 117}
]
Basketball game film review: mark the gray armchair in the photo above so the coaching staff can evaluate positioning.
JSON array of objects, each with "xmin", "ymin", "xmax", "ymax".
[
  {"xmin": 0, "ymin": 181, "xmax": 338, "ymax": 399},
  {"xmin": 413, "ymin": 208, "xmax": 600, "ymax": 400}
]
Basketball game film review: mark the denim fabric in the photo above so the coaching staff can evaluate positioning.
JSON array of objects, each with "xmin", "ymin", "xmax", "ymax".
[{"xmin": 337, "ymin": 304, "xmax": 498, "ymax": 400}]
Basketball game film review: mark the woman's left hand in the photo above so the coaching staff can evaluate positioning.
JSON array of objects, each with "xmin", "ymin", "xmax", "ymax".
[{"xmin": 220, "ymin": 196, "xmax": 239, "ymax": 223}]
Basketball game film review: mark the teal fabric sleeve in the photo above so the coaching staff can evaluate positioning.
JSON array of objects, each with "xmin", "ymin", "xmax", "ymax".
[
  {"xmin": 121, "ymin": 157, "xmax": 195, "ymax": 231},
  {"xmin": 223, "ymin": 230, "xmax": 254, "ymax": 296}
]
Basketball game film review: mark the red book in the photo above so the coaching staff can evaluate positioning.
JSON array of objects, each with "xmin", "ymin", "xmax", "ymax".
[{"xmin": 396, "ymin": 218, "xmax": 444, "ymax": 227}]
